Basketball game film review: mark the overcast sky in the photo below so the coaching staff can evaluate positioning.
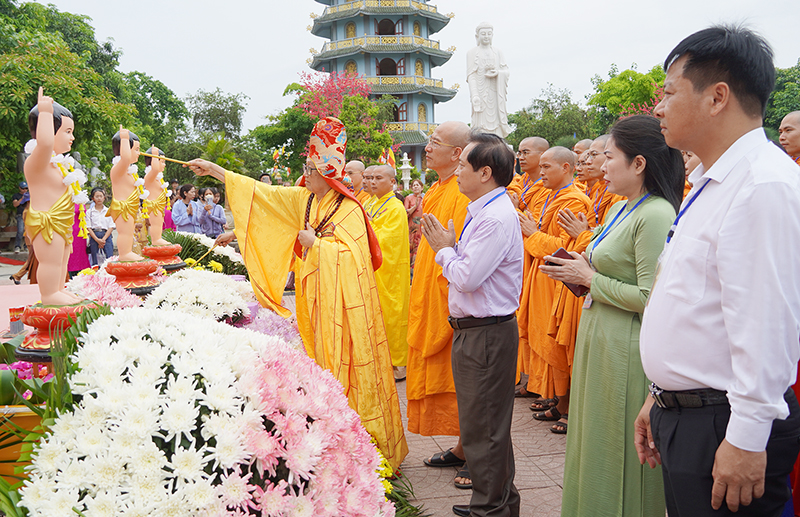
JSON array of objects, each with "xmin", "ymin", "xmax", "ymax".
[{"xmin": 35, "ymin": 0, "xmax": 800, "ymax": 133}]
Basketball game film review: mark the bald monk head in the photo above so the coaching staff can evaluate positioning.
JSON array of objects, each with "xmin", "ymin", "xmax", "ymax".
[
  {"xmin": 539, "ymin": 146, "xmax": 575, "ymax": 191},
  {"xmin": 779, "ymin": 111, "xmax": 800, "ymax": 158},
  {"xmin": 344, "ymin": 160, "xmax": 366, "ymax": 191},
  {"xmin": 584, "ymin": 135, "xmax": 610, "ymax": 187},
  {"xmin": 425, "ymin": 121, "xmax": 471, "ymax": 181},
  {"xmin": 573, "ymin": 138, "xmax": 593, "ymax": 156},
  {"xmin": 517, "ymin": 136, "xmax": 549, "ymax": 177},
  {"xmin": 371, "ymin": 164, "xmax": 396, "ymax": 198},
  {"xmin": 363, "ymin": 165, "xmax": 376, "ymax": 195}
]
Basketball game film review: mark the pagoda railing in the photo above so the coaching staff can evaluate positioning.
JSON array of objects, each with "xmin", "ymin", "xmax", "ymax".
[
  {"xmin": 364, "ymin": 76, "xmax": 445, "ymax": 88},
  {"xmin": 318, "ymin": 35, "xmax": 441, "ymax": 53},
  {"xmin": 323, "ymin": 0, "xmax": 438, "ymax": 16},
  {"xmin": 385, "ymin": 122, "xmax": 438, "ymax": 133}
]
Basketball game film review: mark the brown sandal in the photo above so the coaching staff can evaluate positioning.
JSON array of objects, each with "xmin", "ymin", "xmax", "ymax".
[{"xmin": 529, "ymin": 397, "xmax": 559, "ymax": 412}]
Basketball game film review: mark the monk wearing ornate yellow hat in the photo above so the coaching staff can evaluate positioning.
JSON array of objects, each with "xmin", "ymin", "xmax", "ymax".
[{"xmin": 186, "ymin": 118, "xmax": 408, "ymax": 470}]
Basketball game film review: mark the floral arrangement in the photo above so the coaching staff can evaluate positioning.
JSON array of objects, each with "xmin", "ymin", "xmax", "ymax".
[
  {"xmin": 17, "ymin": 308, "xmax": 394, "ymax": 517},
  {"xmin": 143, "ymin": 268, "xmax": 254, "ymax": 323},
  {"xmin": 239, "ymin": 308, "xmax": 303, "ymax": 350},
  {"xmin": 163, "ymin": 230, "xmax": 249, "ymax": 278},
  {"xmin": 66, "ymin": 268, "xmax": 143, "ymax": 308}
]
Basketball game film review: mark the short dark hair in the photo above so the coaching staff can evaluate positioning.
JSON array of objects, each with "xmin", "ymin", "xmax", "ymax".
[
  {"xmin": 144, "ymin": 146, "xmax": 165, "ymax": 167},
  {"xmin": 610, "ymin": 115, "xmax": 685, "ymax": 213},
  {"xmin": 465, "ymin": 132, "xmax": 514, "ymax": 187},
  {"xmin": 90, "ymin": 187, "xmax": 106, "ymax": 199},
  {"xmin": 179, "ymin": 184, "xmax": 194, "ymax": 199},
  {"xmin": 112, "ymin": 130, "xmax": 140, "ymax": 156},
  {"xmin": 28, "ymin": 101, "xmax": 73, "ymax": 139},
  {"xmin": 665, "ymin": 25, "xmax": 775, "ymax": 118},
  {"xmin": 259, "ymin": 172, "xmax": 271, "ymax": 180}
]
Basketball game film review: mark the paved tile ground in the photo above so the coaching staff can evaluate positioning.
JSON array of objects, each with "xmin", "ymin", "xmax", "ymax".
[{"xmin": 394, "ymin": 379, "xmax": 565, "ymax": 517}]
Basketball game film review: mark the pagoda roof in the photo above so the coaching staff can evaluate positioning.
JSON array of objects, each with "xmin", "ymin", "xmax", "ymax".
[
  {"xmin": 310, "ymin": 35, "xmax": 453, "ymax": 69},
  {"xmin": 311, "ymin": 1, "xmax": 451, "ymax": 37},
  {"xmin": 390, "ymin": 129, "xmax": 429, "ymax": 146},
  {"xmin": 368, "ymin": 81, "xmax": 457, "ymax": 101}
]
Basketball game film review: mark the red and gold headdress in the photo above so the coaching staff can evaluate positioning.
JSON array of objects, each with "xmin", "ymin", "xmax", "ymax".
[{"xmin": 296, "ymin": 117, "xmax": 383, "ymax": 270}]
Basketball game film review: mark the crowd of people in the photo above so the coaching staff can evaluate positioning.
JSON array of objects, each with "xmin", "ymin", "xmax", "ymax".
[
  {"xmin": 186, "ymin": 26, "xmax": 800, "ymax": 517},
  {"xmin": 6, "ymin": 22, "xmax": 800, "ymax": 517}
]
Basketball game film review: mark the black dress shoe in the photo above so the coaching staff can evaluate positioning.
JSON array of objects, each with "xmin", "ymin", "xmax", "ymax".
[
  {"xmin": 9, "ymin": 275, "xmax": 20, "ymax": 285},
  {"xmin": 452, "ymin": 504, "xmax": 470, "ymax": 516}
]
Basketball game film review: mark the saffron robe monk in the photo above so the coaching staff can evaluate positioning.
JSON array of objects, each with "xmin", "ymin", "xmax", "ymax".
[
  {"xmin": 407, "ymin": 122, "xmax": 471, "ymax": 472},
  {"xmin": 518, "ymin": 147, "xmax": 591, "ymax": 423},
  {"xmin": 369, "ymin": 165, "xmax": 411, "ymax": 377},
  {"xmin": 506, "ymin": 137, "xmax": 550, "ymax": 398},
  {"xmin": 344, "ymin": 159, "xmax": 371, "ymax": 205},
  {"xmin": 187, "ymin": 118, "xmax": 408, "ymax": 470}
]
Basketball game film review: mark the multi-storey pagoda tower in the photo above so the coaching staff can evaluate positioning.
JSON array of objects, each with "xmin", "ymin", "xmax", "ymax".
[{"xmin": 309, "ymin": 0, "xmax": 457, "ymax": 171}]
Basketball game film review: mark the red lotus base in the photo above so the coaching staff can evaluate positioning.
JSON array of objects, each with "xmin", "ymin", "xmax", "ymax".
[
  {"xmin": 105, "ymin": 259, "xmax": 160, "ymax": 293},
  {"xmin": 142, "ymin": 244, "xmax": 185, "ymax": 271},
  {"xmin": 16, "ymin": 301, "xmax": 100, "ymax": 359}
]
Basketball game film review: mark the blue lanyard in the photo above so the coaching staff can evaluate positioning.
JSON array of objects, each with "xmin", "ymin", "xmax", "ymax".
[
  {"xmin": 459, "ymin": 188, "xmax": 507, "ymax": 243},
  {"xmin": 369, "ymin": 195, "xmax": 393, "ymax": 219},
  {"xmin": 538, "ymin": 182, "xmax": 572, "ymax": 230},
  {"xmin": 589, "ymin": 193, "xmax": 651, "ymax": 265},
  {"xmin": 592, "ymin": 183, "xmax": 608, "ymax": 225},
  {"xmin": 520, "ymin": 176, "xmax": 540, "ymax": 211},
  {"xmin": 666, "ymin": 179, "xmax": 710, "ymax": 243}
]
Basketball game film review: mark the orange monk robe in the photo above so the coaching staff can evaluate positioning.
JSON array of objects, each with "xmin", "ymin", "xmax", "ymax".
[
  {"xmin": 522, "ymin": 185, "xmax": 591, "ymax": 399},
  {"xmin": 355, "ymin": 188, "xmax": 371, "ymax": 205},
  {"xmin": 224, "ymin": 171, "xmax": 408, "ymax": 469},
  {"xmin": 546, "ymin": 181, "xmax": 623, "ymax": 375},
  {"xmin": 406, "ymin": 174, "xmax": 469, "ymax": 436},
  {"xmin": 510, "ymin": 175, "xmax": 549, "ymax": 380},
  {"xmin": 585, "ymin": 181, "xmax": 626, "ymax": 229},
  {"xmin": 683, "ymin": 180, "xmax": 693, "ymax": 199},
  {"xmin": 370, "ymin": 191, "xmax": 411, "ymax": 367},
  {"xmin": 507, "ymin": 173, "xmax": 547, "ymax": 214}
]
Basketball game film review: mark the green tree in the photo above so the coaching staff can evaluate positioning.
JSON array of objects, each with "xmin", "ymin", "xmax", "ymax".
[
  {"xmin": 765, "ymin": 59, "xmax": 800, "ymax": 132},
  {"xmin": 587, "ymin": 64, "xmax": 665, "ymax": 134},
  {"xmin": 194, "ymin": 132, "xmax": 244, "ymax": 189},
  {"xmin": 338, "ymin": 94, "xmax": 394, "ymax": 162},
  {"xmin": 0, "ymin": 28, "xmax": 133, "ymax": 204},
  {"xmin": 507, "ymin": 85, "xmax": 591, "ymax": 148},
  {"xmin": 186, "ymin": 88, "xmax": 248, "ymax": 139},
  {"xmin": 121, "ymin": 71, "xmax": 190, "ymax": 147}
]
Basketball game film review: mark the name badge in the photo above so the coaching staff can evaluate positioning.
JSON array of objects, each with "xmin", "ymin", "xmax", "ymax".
[{"xmin": 582, "ymin": 293, "xmax": 593, "ymax": 309}]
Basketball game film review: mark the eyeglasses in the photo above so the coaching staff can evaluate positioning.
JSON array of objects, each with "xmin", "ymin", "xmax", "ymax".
[
  {"xmin": 426, "ymin": 137, "xmax": 457, "ymax": 149},
  {"xmin": 302, "ymin": 164, "xmax": 319, "ymax": 176}
]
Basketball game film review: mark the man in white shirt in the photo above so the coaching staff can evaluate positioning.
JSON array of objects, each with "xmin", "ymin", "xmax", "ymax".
[
  {"xmin": 635, "ymin": 26, "xmax": 800, "ymax": 516},
  {"xmin": 423, "ymin": 132, "xmax": 523, "ymax": 517}
]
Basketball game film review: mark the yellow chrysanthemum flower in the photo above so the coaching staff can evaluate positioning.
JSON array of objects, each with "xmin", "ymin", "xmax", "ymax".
[
  {"xmin": 78, "ymin": 268, "xmax": 96, "ymax": 276},
  {"xmin": 184, "ymin": 258, "xmax": 197, "ymax": 266},
  {"xmin": 208, "ymin": 260, "xmax": 223, "ymax": 272}
]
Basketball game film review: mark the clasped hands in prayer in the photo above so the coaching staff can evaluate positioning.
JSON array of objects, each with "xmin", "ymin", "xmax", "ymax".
[{"xmin": 420, "ymin": 213, "xmax": 455, "ymax": 254}]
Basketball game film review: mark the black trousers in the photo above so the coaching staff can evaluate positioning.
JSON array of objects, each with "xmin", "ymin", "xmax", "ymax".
[
  {"xmin": 651, "ymin": 388, "xmax": 800, "ymax": 516},
  {"xmin": 452, "ymin": 317, "xmax": 520, "ymax": 517}
]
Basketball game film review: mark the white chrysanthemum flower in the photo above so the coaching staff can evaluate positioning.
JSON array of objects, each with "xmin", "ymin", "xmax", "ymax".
[
  {"xmin": 133, "ymin": 178, "xmax": 144, "ymax": 187},
  {"xmin": 83, "ymin": 490, "xmax": 119, "ymax": 517},
  {"xmin": 160, "ymin": 399, "xmax": 198, "ymax": 443},
  {"xmin": 111, "ymin": 156, "xmax": 121, "ymax": 165},
  {"xmin": 31, "ymin": 439, "xmax": 70, "ymax": 476},
  {"xmin": 51, "ymin": 153, "xmax": 67, "ymax": 164},
  {"xmin": 83, "ymin": 454, "xmax": 125, "ymax": 491},
  {"xmin": 75, "ymin": 426, "xmax": 109, "ymax": 457},
  {"xmin": 144, "ymin": 166, "xmax": 152, "ymax": 174},
  {"xmin": 170, "ymin": 447, "xmax": 208, "ymax": 481},
  {"xmin": 24, "ymin": 138, "xmax": 37, "ymax": 154},
  {"xmin": 157, "ymin": 172, "xmax": 164, "ymax": 181},
  {"xmin": 140, "ymin": 189, "xmax": 150, "ymax": 199},
  {"xmin": 118, "ymin": 405, "xmax": 160, "ymax": 438},
  {"xmin": 128, "ymin": 164, "xmax": 138, "ymax": 175},
  {"xmin": 178, "ymin": 478, "xmax": 216, "ymax": 510}
]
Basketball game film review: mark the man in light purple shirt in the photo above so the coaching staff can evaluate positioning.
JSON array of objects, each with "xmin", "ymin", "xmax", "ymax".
[{"xmin": 422, "ymin": 132, "xmax": 523, "ymax": 517}]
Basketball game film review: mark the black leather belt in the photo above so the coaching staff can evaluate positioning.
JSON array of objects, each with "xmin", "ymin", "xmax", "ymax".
[
  {"xmin": 649, "ymin": 382, "xmax": 728, "ymax": 409},
  {"xmin": 448, "ymin": 313, "xmax": 514, "ymax": 330}
]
